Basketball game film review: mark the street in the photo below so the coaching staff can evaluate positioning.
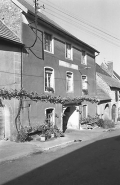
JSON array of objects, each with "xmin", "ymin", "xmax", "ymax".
[{"xmin": 1, "ymin": 129, "xmax": 120, "ymax": 185}]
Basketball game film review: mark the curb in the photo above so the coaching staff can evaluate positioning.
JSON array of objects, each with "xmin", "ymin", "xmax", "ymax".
[
  {"xmin": 0, "ymin": 140, "xmax": 72, "ymax": 164},
  {"xmin": 0, "ymin": 139, "xmax": 82, "ymax": 164},
  {"xmin": 41, "ymin": 140, "xmax": 79, "ymax": 151}
]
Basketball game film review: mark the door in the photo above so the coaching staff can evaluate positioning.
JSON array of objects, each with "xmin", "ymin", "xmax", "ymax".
[{"xmin": 112, "ymin": 104, "xmax": 116, "ymax": 122}]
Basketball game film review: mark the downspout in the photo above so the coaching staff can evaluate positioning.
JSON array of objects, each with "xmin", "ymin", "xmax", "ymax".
[
  {"xmin": 15, "ymin": 45, "xmax": 24, "ymax": 133},
  {"xmin": 95, "ymin": 52, "xmax": 100, "ymax": 115}
]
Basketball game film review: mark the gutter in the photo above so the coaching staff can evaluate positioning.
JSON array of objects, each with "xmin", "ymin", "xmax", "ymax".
[{"xmin": 0, "ymin": 36, "xmax": 24, "ymax": 47}]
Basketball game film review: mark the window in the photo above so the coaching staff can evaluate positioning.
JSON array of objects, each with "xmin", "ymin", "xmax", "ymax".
[
  {"xmin": 81, "ymin": 51, "xmax": 87, "ymax": 65},
  {"xmin": 82, "ymin": 75, "xmax": 87, "ymax": 90},
  {"xmin": 82, "ymin": 105, "xmax": 87, "ymax": 118},
  {"xmin": 115, "ymin": 91, "xmax": 118, "ymax": 102},
  {"xmin": 44, "ymin": 67, "xmax": 54, "ymax": 92},
  {"xmin": 66, "ymin": 72, "xmax": 73, "ymax": 92},
  {"xmin": 82, "ymin": 75, "xmax": 88, "ymax": 95},
  {"xmin": 45, "ymin": 108, "xmax": 55, "ymax": 125},
  {"xmin": 66, "ymin": 43, "xmax": 72, "ymax": 60},
  {"xmin": 44, "ymin": 33, "xmax": 54, "ymax": 53}
]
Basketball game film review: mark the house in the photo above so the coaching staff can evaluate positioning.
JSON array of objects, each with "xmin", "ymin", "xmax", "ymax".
[
  {"xmin": 0, "ymin": 20, "xmax": 24, "ymax": 140},
  {"xmin": 96, "ymin": 62, "xmax": 120, "ymax": 122},
  {"xmin": 1, "ymin": 0, "xmax": 99, "ymax": 140}
]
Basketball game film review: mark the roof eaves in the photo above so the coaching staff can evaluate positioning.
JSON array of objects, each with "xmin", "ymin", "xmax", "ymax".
[{"xmin": 0, "ymin": 36, "xmax": 24, "ymax": 46}]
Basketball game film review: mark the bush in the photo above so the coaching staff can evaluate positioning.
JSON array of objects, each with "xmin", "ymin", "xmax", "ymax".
[
  {"xmin": 16, "ymin": 127, "xmax": 29, "ymax": 142},
  {"xmin": 102, "ymin": 119, "xmax": 115, "ymax": 129},
  {"xmin": 117, "ymin": 117, "xmax": 120, "ymax": 121},
  {"xmin": 96, "ymin": 119, "xmax": 104, "ymax": 127},
  {"xmin": 96, "ymin": 119, "xmax": 115, "ymax": 129}
]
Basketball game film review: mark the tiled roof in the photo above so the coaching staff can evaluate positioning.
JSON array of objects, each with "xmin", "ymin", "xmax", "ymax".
[
  {"xmin": 96, "ymin": 85, "xmax": 111, "ymax": 101},
  {"xmin": 97, "ymin": 72, "xmax": 120, "ymax": 89},
  {"xmin": 0, "ymin": 20, "xmax": 21, "ymax": 44},
  {"xmin": 14, "ymin": 0, "xmax": 99, "ymax": 53},
  {"xmin": 113, "ymin": 71, "xmax": 120, "ymax": 81},
  {"xmin": 96, "ymin": 63, "xmax": 110, "ymax": 77}
]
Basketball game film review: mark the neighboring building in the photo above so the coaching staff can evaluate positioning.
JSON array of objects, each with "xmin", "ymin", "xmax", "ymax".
[
  {"xmin": 96, "ymin": 63, "xmax": 120, "ymax": 122},
  {"xmin": 0, "ymin": 0, "xmax": 99, "ymax": 139},
  {"xmin": 0, "ymin": 20, "xmax": 23, "ymax": 140}
]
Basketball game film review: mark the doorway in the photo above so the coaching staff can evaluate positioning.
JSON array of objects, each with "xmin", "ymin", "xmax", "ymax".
[{"xmin": 112, "ymin": 104, "xmax": 116, "ymax": 122}]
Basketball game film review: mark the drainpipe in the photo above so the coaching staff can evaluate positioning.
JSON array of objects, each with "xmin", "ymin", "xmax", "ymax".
[{"xmin": 95, "ymin": 52, "xmax": 100, "ymax": 115}]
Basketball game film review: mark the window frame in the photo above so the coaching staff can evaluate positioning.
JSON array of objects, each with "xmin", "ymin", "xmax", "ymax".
[
  {"xmin": 65, "ymin": 43, "xmax": 73, "ymax": 60},
  {"xmin": 81, "ymin": 51, "xmax": 87, "ymax": 65},
  {"xmin": 66, "ymin": 71, "xmax": 74, "ymax": 93},
  {"xmin": 44, "ymin": 67, "xmax": 55, "ymax": 93},
  {"xmin": 45, "ymin": 107, "xmax": 55, "ymax": 125},
  {"xmin": 82, "ymin": 104, "xmax": 88, "ymax": 118},
  {"xmin": 81, "ymin": 75, "xmax": 88, "ymax": 90},
  {"xmin": 44, "ymin": 32, "xmax": 54, "ymax": 54}
]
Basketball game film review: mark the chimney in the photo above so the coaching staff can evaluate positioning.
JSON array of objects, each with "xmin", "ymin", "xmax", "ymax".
[{"xmin": 106, "ymin": 61, "xmax": 113, "ymax": 77}]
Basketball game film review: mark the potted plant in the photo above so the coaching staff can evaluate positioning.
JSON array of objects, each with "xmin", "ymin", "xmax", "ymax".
[
  {"xmin": 51, "ymin": 132, "xmax": 55, "ymax": 138},
  {"xmin": 40, "ymin": 133, "xmax": 46, "ymax": 141}
]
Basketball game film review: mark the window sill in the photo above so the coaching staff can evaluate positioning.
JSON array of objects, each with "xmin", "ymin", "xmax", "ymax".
[
  {"xmin": 65, "ymin": 57, "xmax": 73, "ymax": 61},
  {"xmin": 44, "ymin": 50, "xmax": 54, "ymax": 55},
  {"xmin": 81, "ymin": 63, "xmax": 87, "ymax": 66},
  {"xmin": 66, "ymin": 91, "xmax": 74, "ymax": 93}
]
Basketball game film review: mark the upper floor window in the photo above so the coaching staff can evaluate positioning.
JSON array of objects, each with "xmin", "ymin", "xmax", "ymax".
[
  {"xmin": 82, "ymin": 75, "xmax": 88, "ymax": 95},
  {"xmin": 66, "ymin": 71, "xmax": 73, "ymax": 92},
  {"xmin": 115, "ymin": 91, "xmax": 119, "ymax": 102},
  {"xmin": 82, "ymin": 75, "xmax": 87, "ymax": 89},
  {"xmin": 44, "ymin": 67, "xmax": 54, "ymax": 93},
  {"xmin": 65, "ymin": 43, "xmax": 73, "ymax": 60},
  {"xmin": 44, "ymin": 33, "xmax": 54, "ymax": 53},
  {"xmin": 81, "ymin": 51, "xmax": 87, "ymax": 65}
]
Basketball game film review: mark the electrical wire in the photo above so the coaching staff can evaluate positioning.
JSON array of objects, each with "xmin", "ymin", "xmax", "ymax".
[
  {"xmin": 37, "ymin": 0, "xmax": 120, "ymax": 47},
  {"xmin": 43, "ymin": 8, "xmax": 120, "ymax": 48},
  {"xmin": 42, "ymin": 0, "xmax": 120, "ymax": 42}
]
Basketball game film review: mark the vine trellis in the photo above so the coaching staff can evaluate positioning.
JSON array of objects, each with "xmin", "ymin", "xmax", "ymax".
[{"xmin": 0, "ymin": 88, "xmax": 99, "ymax": 132}]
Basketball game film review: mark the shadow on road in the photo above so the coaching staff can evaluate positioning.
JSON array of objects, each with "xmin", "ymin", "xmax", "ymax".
[{"xmin": 2, "ymin": 134, "xmax": 120, "ymax": 185}]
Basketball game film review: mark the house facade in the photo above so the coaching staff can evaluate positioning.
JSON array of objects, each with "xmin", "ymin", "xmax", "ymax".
[
  {"xmin": 0, "ymin": 0, "xmax": 99, "ymax": 140},
  {"xmin": 0, "ymin": 20, "xmax": 23, "ymax": 140},
  {"xmin": 96, "ymin": 62, "xmax": 120, "ymax": 122}
]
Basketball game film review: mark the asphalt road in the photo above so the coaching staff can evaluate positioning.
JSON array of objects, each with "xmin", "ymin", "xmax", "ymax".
[{"xmin": 1, "ymin": 129, "xmax": 120, "ymax": 185}]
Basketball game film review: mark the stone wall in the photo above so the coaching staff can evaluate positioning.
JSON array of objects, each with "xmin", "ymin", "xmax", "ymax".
[{"xmin": 0, "ymin": 0, "xmax": 21, "ymax": 39}]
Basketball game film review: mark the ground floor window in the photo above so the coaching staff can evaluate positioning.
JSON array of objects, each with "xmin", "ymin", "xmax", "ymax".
[
  {"xmin": 82, "ymin": 105, "xmax": 87, "ymax": 118},
  {"xmin": 45, "ymin": 108, "xmax": 54, "ymax": 125}
]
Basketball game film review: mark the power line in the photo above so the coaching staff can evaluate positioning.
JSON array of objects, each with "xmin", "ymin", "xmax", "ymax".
[
  {"xmin": 38, "ymin": 0, "xmax": 120, "ymax": 46},
  {"xmin": 39, "ymin": 0, "xmax": 120, "ymax": 41},
  {"xmin": 43, "ymin": 9, "xmax": 120, "ymax": 48}
]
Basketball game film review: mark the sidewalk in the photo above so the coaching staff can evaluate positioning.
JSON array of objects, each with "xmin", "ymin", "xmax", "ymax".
[{"xmin": 0, "ymin": 126, "xmax": 119, "ymax": 164}]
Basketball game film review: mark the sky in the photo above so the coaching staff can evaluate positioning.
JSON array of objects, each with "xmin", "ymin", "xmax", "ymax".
[{"xmin": 26, "ymin": 0, "xmax": 120, "ymax": 75}]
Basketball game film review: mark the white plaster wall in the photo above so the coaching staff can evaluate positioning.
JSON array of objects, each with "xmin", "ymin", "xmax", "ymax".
[
  {"xmin": 67, "ymin": 106, "xmax": 79, "ymax": 129},
  {"xmin": 4, "ymin": 106, "xmax": 10, "ymax": 140}
]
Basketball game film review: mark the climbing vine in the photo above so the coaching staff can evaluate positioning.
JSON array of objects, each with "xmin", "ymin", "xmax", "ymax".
[
  {"xmin": 0, "ymin": 88, "xmax": 99, "ymax": 104},
  {"xmin": 0, "ymin": 88, "xmax": 99, "ymax": 133}
]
